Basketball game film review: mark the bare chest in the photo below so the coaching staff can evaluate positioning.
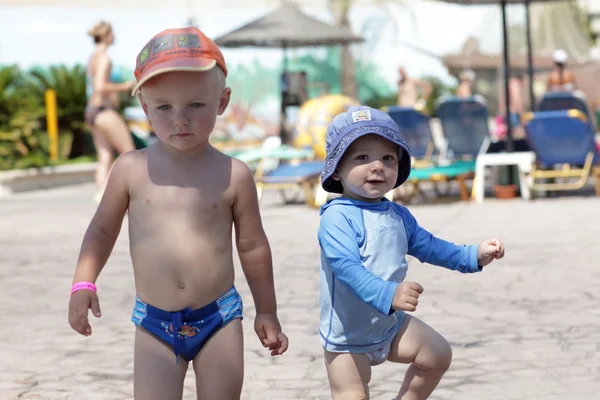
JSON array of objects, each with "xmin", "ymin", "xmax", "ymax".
[{"xmin": 129, "ymin": 165, "xmax": 235, "ymax": 225}]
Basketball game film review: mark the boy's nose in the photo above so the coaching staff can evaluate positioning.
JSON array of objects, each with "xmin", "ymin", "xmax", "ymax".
[
  {"xmin": 370, "ymin": 160, "xmax": 384, "ymax": 172},
  {"xmin": 173, "ymin": 113, "xmax": 190, "ymax": 128}
]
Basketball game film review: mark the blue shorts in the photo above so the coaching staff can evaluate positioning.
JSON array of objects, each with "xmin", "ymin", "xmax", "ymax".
[{"xmin": 131, "ymin": 285, "xmax": 243, "ymax": 363}]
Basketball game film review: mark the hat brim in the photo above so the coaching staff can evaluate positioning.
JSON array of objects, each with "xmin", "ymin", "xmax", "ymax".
[
  {"xmin": 321, "ymin": 124, "xmax": 412, "ymax": 194},
  {"xmin": 131, "ymin": 58, "xmax": 217, "ymax": 96}
]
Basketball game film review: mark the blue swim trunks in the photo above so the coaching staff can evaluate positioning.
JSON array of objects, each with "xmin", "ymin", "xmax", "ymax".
[{"xmin": 131, "ymin": 285, "xmax": 243, "ymax": 363}]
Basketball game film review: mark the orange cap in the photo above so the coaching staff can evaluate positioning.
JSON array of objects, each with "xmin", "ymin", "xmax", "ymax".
[{"xmin": 132, "ymin": 27, "xmax": 227, "ymax": 96}]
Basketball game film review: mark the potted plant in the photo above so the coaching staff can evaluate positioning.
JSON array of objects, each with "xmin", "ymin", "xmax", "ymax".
[{"xmin": 493, "ymin": 165, "xmax": 518, "ymax": 199}]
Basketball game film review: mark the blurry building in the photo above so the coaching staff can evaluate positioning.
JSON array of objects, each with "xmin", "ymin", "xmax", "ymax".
[{"xmin": 442, "ymin": 1, "xmax": 598, "ymax": 114}]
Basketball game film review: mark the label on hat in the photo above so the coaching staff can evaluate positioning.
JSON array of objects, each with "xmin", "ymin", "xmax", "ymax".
[{"xmin": 352, "ymin": 110, "xmax": 371, "ymax": 123}]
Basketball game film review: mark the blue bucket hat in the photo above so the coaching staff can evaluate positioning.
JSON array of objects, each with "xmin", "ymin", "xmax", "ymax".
[{"xmin": 321, "ymin": 106, "xmax": 412, "ymax": 194}]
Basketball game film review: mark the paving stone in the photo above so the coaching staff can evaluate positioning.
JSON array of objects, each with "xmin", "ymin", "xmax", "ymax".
[{"xmin": 1, "ymin": 184, "xmax": 598, "ymax": 399}]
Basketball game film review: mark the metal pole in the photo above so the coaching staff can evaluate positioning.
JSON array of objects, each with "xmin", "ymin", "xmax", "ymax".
[
  {"xmin": 280, "ymin": 43, "xmax": 289, "ymax": 143},
  {"xmin": 524, "ymin": 0, "xmax": 535, "ymax": 111},
  {"xmin": 279, "ymin": 43, "xmax": 289, "ymax": 143},
  {"xmin": 501, "ymin": 0, "xmax": 514, "ymax": 152},
  {"xmin": 45, "ymin": 89, "xmax": 59, "ymax": 162}
]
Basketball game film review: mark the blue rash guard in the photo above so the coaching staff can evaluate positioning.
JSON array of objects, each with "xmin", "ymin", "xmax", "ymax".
[{"xmin": 318, "ymin": 197, "xmax": 480, "ymax": 353}]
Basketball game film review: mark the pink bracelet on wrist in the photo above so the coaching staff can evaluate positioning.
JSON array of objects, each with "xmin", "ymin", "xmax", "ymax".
[{"xmin": 71, "ymin": 281, "xmax": 97, "ymax": 295}]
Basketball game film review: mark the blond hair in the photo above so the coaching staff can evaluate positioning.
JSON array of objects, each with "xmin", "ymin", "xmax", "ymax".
[{"xmin": 88, "ymin": 21, "xmax": 112, "ymax": 44}]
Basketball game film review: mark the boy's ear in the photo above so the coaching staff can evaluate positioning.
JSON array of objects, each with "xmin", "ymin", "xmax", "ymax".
[
  {"xmin": 218, "ymin": 87, "xmax": 232, "ymax": 116},
  {"xmin": 332, "ymin": 170, "xmax": 340, "ymax": 181}
]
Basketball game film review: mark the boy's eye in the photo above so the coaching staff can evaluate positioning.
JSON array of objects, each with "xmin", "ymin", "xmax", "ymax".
[
  {"xmin": 384, "ymin": 155, "xmax": 396, "ymax": 161},
  {"xmin": 190, "ymin": 102, "xmax": 205, "ymax": 108},
  {"xmin": 355, "ymin": 154, "xmax": 368, "ymax": 160},
  {"xmin": 157, "ymin": 104, "xmax": 171, "ymax": 110}
]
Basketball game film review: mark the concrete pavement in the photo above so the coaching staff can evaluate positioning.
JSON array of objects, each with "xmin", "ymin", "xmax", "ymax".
[{"xmin": 1, "ymin": 184, "xmax": 599, "ymax": 399}]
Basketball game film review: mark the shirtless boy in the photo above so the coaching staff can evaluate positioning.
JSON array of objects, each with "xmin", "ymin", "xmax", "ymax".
[{"xmin": 68, "ymin": 27, "xmax": 288, "ymax": 400}]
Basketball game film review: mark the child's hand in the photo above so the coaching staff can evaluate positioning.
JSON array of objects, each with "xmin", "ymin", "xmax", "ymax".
[
  {"xmin": 392, "ymin": 282, "xmax": 424, "ymax": 312},
  {"xmin": 68, "ymin": 290, "xmax": 102, "ymax": 337},
  {"xmin": 254, "ymin": 313, "xmax": 289, "ymax": 356},
  {"xmin": 477, "ymin": 238, "xmax": 505, "ymax": 267}
]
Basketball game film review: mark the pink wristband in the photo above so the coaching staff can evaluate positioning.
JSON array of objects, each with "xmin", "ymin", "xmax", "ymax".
[{"xmin": 71, "ymin": 281, "xmax": 97, "ymax": 295}]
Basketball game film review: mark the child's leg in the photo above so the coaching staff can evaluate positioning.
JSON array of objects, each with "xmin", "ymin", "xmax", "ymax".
[
  {"xmin": 324, "ymin": 350, "xmax": 372, "ymax": 400},
  {"xmin": 133, "ymin": 327, "xmax": 188, "ymax": 400},
  {"xmin": 387, "ymin": 315, "xmax": 452, "ymax": 400},
  {"xmin": 192, "ymin": 319, "xmax": 244, "ymax": 399}
]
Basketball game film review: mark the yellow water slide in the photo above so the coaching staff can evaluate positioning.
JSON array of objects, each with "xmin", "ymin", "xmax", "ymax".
[{"xmin": 294, "ymin": 94, "xmax": 360, "ymax": 159}]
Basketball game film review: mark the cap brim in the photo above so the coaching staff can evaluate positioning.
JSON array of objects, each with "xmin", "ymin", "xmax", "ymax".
[{"xmin": 132, "ymin": 58, "xmax": 217, "ymax": 96}]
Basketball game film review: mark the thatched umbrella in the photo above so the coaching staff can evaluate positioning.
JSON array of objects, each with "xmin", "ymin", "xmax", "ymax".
[{"xmin": 213, "ymin": 2, "xmax": 364, "ymax": 142}]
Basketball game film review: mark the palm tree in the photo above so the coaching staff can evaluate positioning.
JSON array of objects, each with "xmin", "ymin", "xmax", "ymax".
[
  {"xmin": 26, "ymin": 64, "xmax": 87, "ymax": 122},
  {"xmin": 0, "ymin": 65, "xmax": 48, "ymax": 170},
  {"xmin": 25, "ymin": 64, "xmax": 91, "ymax": 157},
  {"xmin": 0, "ymin": 65, "xmax": 30, "ymax": 126},
  {"xmin": 328, "ymin": 0, "xmax": 413, "ymax": 99}
]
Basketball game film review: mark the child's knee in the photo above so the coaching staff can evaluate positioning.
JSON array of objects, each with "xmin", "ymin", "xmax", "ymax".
[
  {"xmin": 429, "ymin": 336, "xmax": 452, "ymax": 372},
  {"xmin": 435, "ymin": 338, "xmax": 452, "ymax": 372},
  {"xmin": 416, "ymin": 335, "xmax": 452, "ymax": 372}
]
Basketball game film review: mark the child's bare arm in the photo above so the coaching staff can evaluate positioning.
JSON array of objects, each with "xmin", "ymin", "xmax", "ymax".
[
  {"xmin": 232, "ymin": 159, "xmax": 288, "ymax": 355},
  {"xmin": 73, "ymin": 153, "xmax": 133, "ymax": 283},
  {"xmin": 68, "ymin": 152, "xmax": 134, "ymax": 336},
  {"xmin": 232, "ymin": 159, "xmax": 276, "ymax": 313}
]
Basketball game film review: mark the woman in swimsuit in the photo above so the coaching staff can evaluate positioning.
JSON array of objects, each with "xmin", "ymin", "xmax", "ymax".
[{"xmin": 85, "ymin": 21, "xmax": 135, "ymax": 203}]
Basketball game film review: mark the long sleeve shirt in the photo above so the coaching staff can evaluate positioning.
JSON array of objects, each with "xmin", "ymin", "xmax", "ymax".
[{"xmin": 318, "ymin": 197, "xmax": 480, "ymax": 353}]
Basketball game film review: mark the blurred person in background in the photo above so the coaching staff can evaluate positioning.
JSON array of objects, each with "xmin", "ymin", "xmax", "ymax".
[
  {"xmin": 456, "ymin": 69, "xmax": 476, "ymax": 98},
  {"xmin": 396, "ymin": 66, "xmax": 432, "ymax": 111},
  {"xmin": 546, "ymin": 49, "xmax": 576, "ymax": 92},
  {"xmin": 495, "ymin": 73, "xmax": 526, "ymax": 141},
  {"xmin": 85, "ymin": 21, "xmax": 136, "ymax": 203}
]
